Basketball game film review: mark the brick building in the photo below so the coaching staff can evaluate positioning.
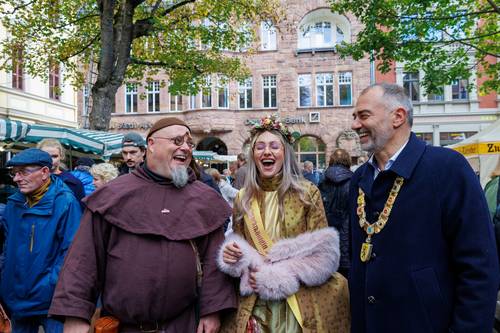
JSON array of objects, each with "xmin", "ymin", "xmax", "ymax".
[
  {"xmin": 80, "ymin": 0, "xmax": 370, "ymax": 169},
  {"xmin": 79, "ymin": 0, "xmax": 499, "ymax": 167}
]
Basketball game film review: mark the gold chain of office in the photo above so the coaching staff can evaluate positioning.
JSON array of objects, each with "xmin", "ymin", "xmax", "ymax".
[{"xmin": 357, "ymin": 176, "xmax": 404, "ymax": 262}]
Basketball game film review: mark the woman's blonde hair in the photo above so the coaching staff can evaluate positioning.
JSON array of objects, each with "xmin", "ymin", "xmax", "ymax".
[
  {"xmin": 90, "ymin": 163, "xmax": 119, "ymax": 183},
  {"xmin": 235, "ymin": 129, "xmax": 310, "ymax": 225},
  {"xmin": 37, "ymin": 138, "xmax": 66, "ymax": 160}
]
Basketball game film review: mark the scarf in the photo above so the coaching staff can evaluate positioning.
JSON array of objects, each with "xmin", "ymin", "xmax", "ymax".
[{"xmin": 27, "ymin": 178, "xmax": 51, "ymax": 207}]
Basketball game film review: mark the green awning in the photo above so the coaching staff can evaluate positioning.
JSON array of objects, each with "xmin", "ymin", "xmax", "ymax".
[{"xmin": 0, "ymin": 119, "xmax": 30, "ymax": 141}]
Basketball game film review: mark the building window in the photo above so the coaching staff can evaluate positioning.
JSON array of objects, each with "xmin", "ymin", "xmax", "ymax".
[
  {"xmin": 260, "ymin": 21, "xmax": 277, "ymax": 50},
  {"xmin": 49, "ymin": 63, "xmax": 60, "ymax": 100},
  {"xmin": 403, "ymin": 72, "xmax": 419, "ymax": 101},
  {"xmin": 217, "ymin": 76, "xmax": 229, "ymax": 108},
  {"xmin": 125, "ymin": 83, "xmax": 138, "ymax": 113},
  {"xmin": 439, "ymin": 131, "xmax": 476, "ymax": 146},
  {"xmin": 12, "ymin": 47, "xmax": 23, "ymax": 90},
  {"xmin": 452, "ymin": 79, "xmax": 468, "ymax": 100},
  {"xmin": 415, "ymin": 132, "xmax": 433, "ymax": 145},
  {"xmin": 427, "ymin": 87, "xmax": 444, "ymax": 102},
  {"xmin": 298, "ymin": 9, "xmax": 350, "ymax": 50},
  {"xmin": 298, "ymin": 74, "xmax": 312, "ymax": 107},
  {"xmin": 239, "ymin": 78, "xmax": 252, "ymax": 109},
  {"xmin": 147, "ymin": 81, "xmax": 160, "ymax": 112},
  {"xmin": 263, "ymin": 75, "xmax": 277, "ymax": 108},
  {"xmin": 338, "ymin": 72, "xmax": 352, "ymax": 106},
  {"xmin": 202, "ymin": 76, "xmax": 212, "ymax": 108},
  {"xmin": 294, "ymin": 135, "xmax": 327, "ymax": 169},
  {"xmin": 316, "ymin": 73, "xmax": 334, "ymax": 106},
  {"xmin": 170, "ymin": 94, "xmax": 183, "ymax": 111},
  {"xmin": 190, "ymin": 95, "xmax": 197, "ymax": 109},
  {"xmin": 83, "ymin": 85, "xmax": 90, "ymax": 116}
]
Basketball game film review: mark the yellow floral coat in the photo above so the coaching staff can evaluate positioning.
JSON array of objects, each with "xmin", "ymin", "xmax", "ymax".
[{"xmin": 221, "ymin": 180, "xmax": 350, "ymax": 333}]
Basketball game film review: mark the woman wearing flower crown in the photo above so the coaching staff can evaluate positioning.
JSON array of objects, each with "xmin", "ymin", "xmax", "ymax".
[{"xmin": 217, "ymin": 115, "xmax": 350, "ymax": 333}]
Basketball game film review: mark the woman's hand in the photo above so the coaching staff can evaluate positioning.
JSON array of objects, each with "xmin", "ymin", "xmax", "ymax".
[
  {"xmin": 222, "ymin": 242, "xmax": 242, "ymax": 264},
  {"xmin": 249, "ymin": 266, "xmax": 259, "ymax": 292}
]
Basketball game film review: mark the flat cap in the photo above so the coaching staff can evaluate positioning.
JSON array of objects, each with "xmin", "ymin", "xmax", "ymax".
[
  {"xmin": 122, "ymin": 132, "xmax": 146, "ymax": 148},
  {"xmin": 147, "ymin": 117, "xmax": 191, "ymax": 140},
  {"xmin": 6, "ymin": 148, "xmax": 53, "ymax": 169}
]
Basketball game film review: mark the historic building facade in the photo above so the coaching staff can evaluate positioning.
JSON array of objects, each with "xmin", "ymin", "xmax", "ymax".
[
  {"xmin": 96, "ymin": 0, "xmax": 370, "ymax": 169},
  {"xmin": 0, "ymin": 25, "xmax": 78, "ymax": 128}
]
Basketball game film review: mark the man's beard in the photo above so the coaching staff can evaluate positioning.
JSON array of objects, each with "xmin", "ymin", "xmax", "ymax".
[{"xmin": 171, "ymin": 166, "xmax": 189, "ymax": 188}]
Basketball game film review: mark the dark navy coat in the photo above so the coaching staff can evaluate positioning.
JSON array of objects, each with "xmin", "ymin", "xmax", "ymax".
[{"xmin": 349, "ymin": 133, "xmax": 499, "ymax": 333}]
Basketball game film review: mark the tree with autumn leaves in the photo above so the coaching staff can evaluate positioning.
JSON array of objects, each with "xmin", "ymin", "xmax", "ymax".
[
  {"xmin": 0, "ymin": 0, "xmax": 279, "ymax": 130},
  {"xmin": 329, "ymin": 0, "xmax": 499, "ymax": 95}
]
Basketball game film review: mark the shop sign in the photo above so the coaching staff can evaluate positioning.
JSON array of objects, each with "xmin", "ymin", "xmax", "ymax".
[
  {"xmin": 110, "ymin": 122, "xmax": 153, "ymax": 130},
  {"xmin": 244, "ymin": 115, "xmax": 308, "ymax": 126}
]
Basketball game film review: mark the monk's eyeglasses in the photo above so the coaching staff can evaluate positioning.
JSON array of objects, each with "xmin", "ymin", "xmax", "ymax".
[{"xmin": 152, "ymin": 135, "xmax": 196, "ymax": 149}]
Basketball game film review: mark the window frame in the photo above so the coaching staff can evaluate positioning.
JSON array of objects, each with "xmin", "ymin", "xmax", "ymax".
[
  {"xmin": 262, "ymin": 75, "xmax": 277, "ymax": 108},
  {"xmin": 338, "ymin": 71, "xmax": 352, "ymax": 106},
  {"xmin": 239, "ymin": 77, "xmax": 253, "ymax": 109},
  {"xmin": 260, "ymin": 21, "xmax": 277, "ymax": 51},
  {"xmin": 12, "ymin": 47, "xmax": 24, "ymax": 90},
  {"xmin": 125, "ymin": 83, "xmax": 138, "ymax": 114},
  {"xmin": 49, "ymin": 62, "xmax": 61, "ymax": 100},
  {"xmin": 298, "ymin": 74, "xmax": 312, "ymax": 107},
  {"xmin": 316, "ymin": 73, "xmax": 334, "ymax": 107},
  {"xmin": 147, "ymin": 81, "xmax": 161, "ymax": 113},
  {"xmin": 403, "ymin": 72, "xmax": 420, "ymax": 102}
]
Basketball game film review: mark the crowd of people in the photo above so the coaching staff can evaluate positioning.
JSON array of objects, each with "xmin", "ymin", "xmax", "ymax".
[{"xmin": 0, "ymin": 82, "xmax": 498, "ymax": 333}]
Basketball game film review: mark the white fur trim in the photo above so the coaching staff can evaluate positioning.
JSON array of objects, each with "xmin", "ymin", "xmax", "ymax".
[{"xmin": 216, "ymin": 228, "xmax": 340, "ymax": 300}]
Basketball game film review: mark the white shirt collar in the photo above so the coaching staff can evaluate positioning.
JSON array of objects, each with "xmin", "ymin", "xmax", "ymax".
[{"xmin": 368, "ymin": 139, "xmax": 409, "ymax": 179}]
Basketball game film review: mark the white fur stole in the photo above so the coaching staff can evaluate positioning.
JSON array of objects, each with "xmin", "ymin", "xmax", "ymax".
[{"xmin": 216, "ymin": 227, "xmax": 340, "ymax": 300}]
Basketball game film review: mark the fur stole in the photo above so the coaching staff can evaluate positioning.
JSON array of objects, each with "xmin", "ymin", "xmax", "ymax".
[{"xmin": 217, "ymin": 227, "xmax": 340, "ymax": 301}]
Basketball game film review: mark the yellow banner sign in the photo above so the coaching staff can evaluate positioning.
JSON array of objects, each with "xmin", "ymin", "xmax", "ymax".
[{"xmin": 452, "ymin": 142, "xmax": 500, "ymax": 156}]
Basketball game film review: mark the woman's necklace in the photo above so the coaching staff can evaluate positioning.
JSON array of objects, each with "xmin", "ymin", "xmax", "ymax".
[{"xmin": 357, "ymin": 176, "xmax": 404, "ymax": 262}]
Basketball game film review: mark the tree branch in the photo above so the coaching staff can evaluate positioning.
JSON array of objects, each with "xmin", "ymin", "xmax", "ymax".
[
  {"xmin": 384, "ymin": 9, "xmax": 496, "ymax": 21},
  {"xmin": 54, "ymin": 13, "xmax": 99, "ymax": 30},
  {"xmin": 60, "ymin": 34, "xmax": 100, "ymax": 61},
  {"xmin": 0, "ymin": 0, "xmax": 36, "ymax": 15},
  {"xmin": 130, "ymin": 56, "xmax": 202, "ymax": 73},
  {"xmin": 133, "ymin": 0, "xmax": 195, "ymax": 39},
  {"xmin": 486, "ymin": 0, "xmax": 500, "ymax": 14}
]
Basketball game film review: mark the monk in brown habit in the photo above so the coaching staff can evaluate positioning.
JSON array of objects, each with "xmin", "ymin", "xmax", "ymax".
[{"xmin": 49, "ymin": 117, "xmax": 236, "ymax": 333}]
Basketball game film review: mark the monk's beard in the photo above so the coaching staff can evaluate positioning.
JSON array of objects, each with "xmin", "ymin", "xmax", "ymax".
[{"xmin": 171, "ymin": 166, "xmax": 189, "ymax": 188}]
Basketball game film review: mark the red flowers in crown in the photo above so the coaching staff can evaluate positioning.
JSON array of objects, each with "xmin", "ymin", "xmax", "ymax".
[{"xmin": 250, "ymin": 114, "xmax": 294, "ymax": 144}]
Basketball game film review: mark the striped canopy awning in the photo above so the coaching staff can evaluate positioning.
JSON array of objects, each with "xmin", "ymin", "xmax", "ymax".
[
  {"xmin": 0, "ymin": 119, "xmax": 31, "ymax": 141},
  {"xmin": 23, "ymin": 124, "xmax": 124, "ymax": 160}
]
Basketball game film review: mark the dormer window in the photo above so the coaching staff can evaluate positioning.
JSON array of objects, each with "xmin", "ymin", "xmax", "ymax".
[{"xmin": 298, "ymin": 9, "xmax": 350, "ymax": 51}]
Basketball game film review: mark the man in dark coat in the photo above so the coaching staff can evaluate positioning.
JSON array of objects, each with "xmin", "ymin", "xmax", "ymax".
[
  {"xmin": 49, "ymin": 117, "xmax": 237, "ymax": 333},
  {"xmin": 118, "ymin": 132, "xmax": 146, "ymax": 176},
  {"xmin": 318, "ymin": 148, "xmax": 353, "ymax": 278},
  {"xmin": 349, "ymin": 83, "xmax": 499, "ymax": 333}
]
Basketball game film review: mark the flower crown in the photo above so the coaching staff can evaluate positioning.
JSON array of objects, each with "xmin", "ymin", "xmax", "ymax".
[{"xmin": 250, "ymin": 114, "xmax": 294, "ymax": 144}]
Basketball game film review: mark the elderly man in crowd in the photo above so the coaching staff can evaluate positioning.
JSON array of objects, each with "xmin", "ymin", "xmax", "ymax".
[
  {"xmin": 349, "ymin": 83, "xmax": 498, "ymax": 332},
  {"xmin": 118, "ymin": 132, "xmax": 146, "ymax": 175},
  {"xmin": 0, "ymin": 148, "xmax": 82, "ymax": 333},
  {"xmin": 49, "ymin": 117, "xmax": 236, "ymax": 333}
]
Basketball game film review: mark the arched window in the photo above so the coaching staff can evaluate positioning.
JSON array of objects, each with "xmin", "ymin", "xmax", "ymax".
[
  {"xmin": 298, "ymin": 9, "xmax": 350, "ymax": 50},
  {"xmin": 294, "ymin": 135, "xmax": 327, "ymax": 169}
]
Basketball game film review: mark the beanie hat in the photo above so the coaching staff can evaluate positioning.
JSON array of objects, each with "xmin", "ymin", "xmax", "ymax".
[
  {"xmin": 6, "ymin": 148, "xmax": 53, "ymax": 169},
  {"xmin": 76, "ymin": 157, "xmax": 95, "ymax": 167},
  {"xmin": 147, "ymin": 117, "xmax": 191, "ymax": 140},
  {"xmin": 122, "ymin": 132, "xmax": 146, "ymax": 148}
]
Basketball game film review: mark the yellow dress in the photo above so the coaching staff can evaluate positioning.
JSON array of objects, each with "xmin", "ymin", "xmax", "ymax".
[
  {"xmin": 251, "ymin": 191, "xmax": 302, "ymax": 333},
  {"xmin": 221, "ymin": 177, "xmax": 351, "ymax": 333}
]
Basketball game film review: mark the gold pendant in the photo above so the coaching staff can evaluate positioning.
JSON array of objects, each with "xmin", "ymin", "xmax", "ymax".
[{"xmin": 360, "ymin": 241, "xmax": 373, "ymax": 262}]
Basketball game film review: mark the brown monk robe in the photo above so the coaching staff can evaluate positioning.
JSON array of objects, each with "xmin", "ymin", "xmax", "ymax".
[{"xmin": 49, "ymin": 165, "xmax": 237, "ymax": 332}]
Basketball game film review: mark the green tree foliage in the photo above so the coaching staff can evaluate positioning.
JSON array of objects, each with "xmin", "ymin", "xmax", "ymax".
[
  {"xmin": 329, "ymin": 0, "xmax": 499, "ymax": 95},
  {"xmin": 0, "ymin": 0, "xmax": 279, "ymax": 130}
]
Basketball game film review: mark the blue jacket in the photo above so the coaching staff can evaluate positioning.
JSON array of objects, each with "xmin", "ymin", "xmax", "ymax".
[
  {"xmin": 0, "ymin": 175, "xmax": 82, "ymax": 319},
  {"xmin": 71, "ymin": 169, "xmax": 95, "ymax": 196},
  {"xmin": 349, "ymin": 133, "xmax": 499, "ymax": 333}
]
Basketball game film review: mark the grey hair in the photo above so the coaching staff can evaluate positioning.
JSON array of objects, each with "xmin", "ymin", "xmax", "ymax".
[
  {"xmin": 234, "ymin": 130, "xmax": 311, "ymax": 225},
  {"xmin": 90, "ymin": 163, "xmax": 118, "ymax": 183},
  {"xmin": 361, "ymin": 83, "xmax": 414, "ymax": 127}
]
